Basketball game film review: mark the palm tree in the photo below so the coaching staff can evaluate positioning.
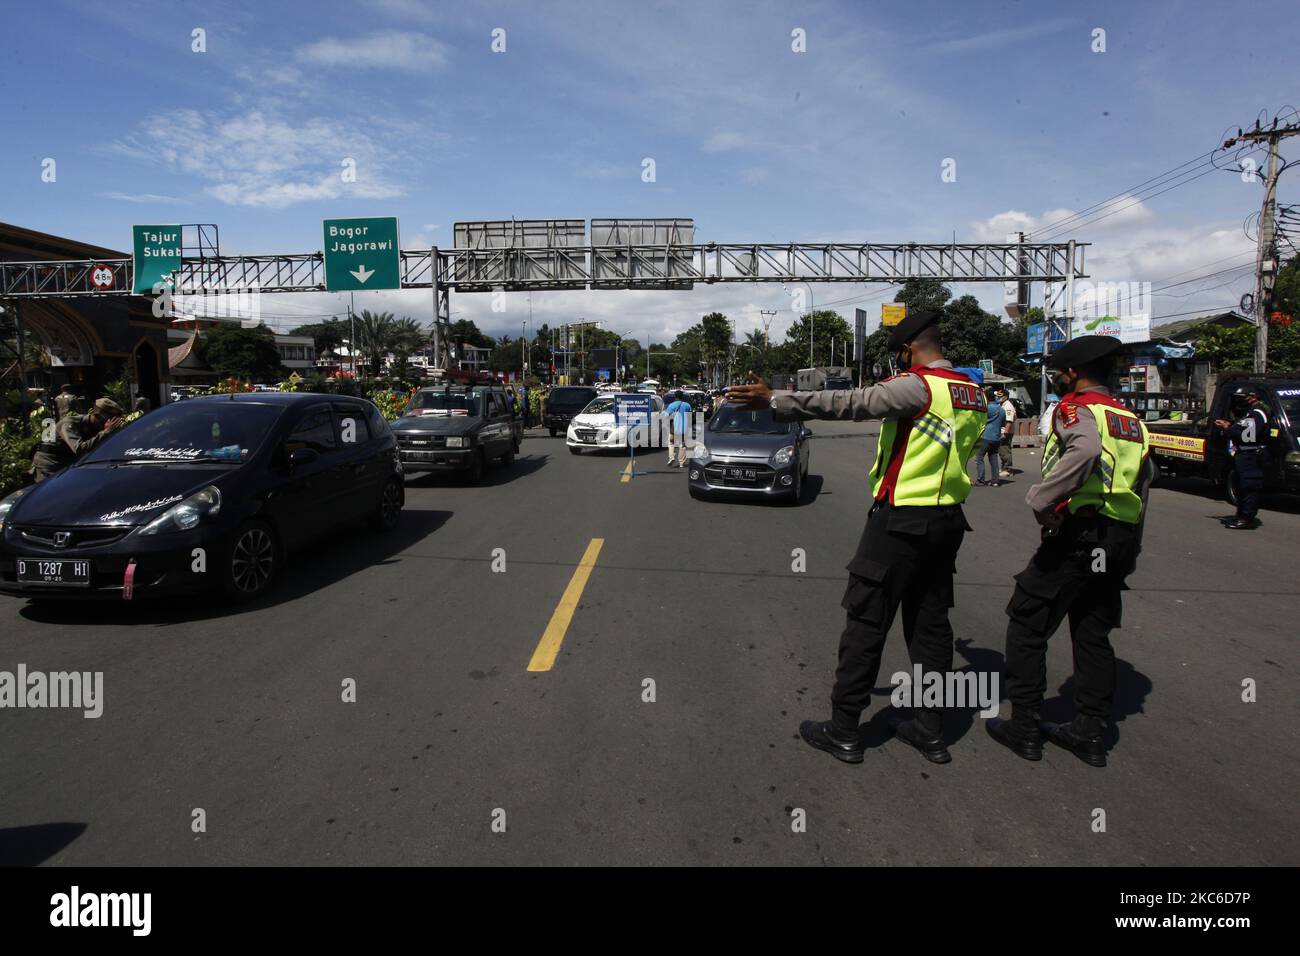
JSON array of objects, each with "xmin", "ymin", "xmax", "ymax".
[
  {"xmin": 388, "ymin": 317, "xmax": 428, "ymax": 379},
  {"xmin": 354, "ymin": 310, "xmax": 395, "ymax": 376}
]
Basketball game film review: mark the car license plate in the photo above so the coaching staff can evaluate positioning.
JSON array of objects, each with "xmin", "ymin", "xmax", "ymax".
[
  {"xmin": 725, "ymin": 466, "xmax": 757, "ymax": 481},
  {"xmin": 405, "ymin": 450, "xmax": 436, "ymax": 461},
  {"xmin": 17, "ymin": 557, "xmax": 91, "ymax": 586}
]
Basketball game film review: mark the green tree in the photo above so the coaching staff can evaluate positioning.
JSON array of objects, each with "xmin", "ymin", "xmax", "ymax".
[
  {"xmin": 290, "ymin": 319, "xmax": 347, "ymax": 355},
  {"xmin": 781, "ymin": 309, "xmax": 853, "ymax": 370},
  {"xmin": 387, "ymin": 317, "xmax": 428, "ymax": 379},
  {"xmin": 1272, "ymin": 256, "xmax": 1300, "ymax": 319},
  {"xmin": 895, "ymin": 278, "xmax": 952, "ymax": 314},
  {"xmin": 1195, "ymin": 318, "xmax": 1300, "ymax": 371},
  {"xmin": 353, "ymin": 310, "xmax": 397, "ymax": 376},
  {"xmin": 200, "ymin": 323, "xmax": 284, "ymax": 382}
]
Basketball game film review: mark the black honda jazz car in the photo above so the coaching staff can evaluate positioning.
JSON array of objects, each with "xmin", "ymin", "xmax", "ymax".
[{"xmin": 0, "ymin": 392, "xmax": 404, "ymax": 603}]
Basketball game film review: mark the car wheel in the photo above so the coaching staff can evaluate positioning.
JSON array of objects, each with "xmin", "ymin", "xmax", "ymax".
[
  {"xmin": 1224, "ymin": 468, "xmax": 1240, "ymax": 506},
  {"xmin": 568, "ymin": 445, "xmax": 581, "ymax": 455},
  {"xmin": 549, "ymin": 427, "xmax": 557, "ymax": 438},
  {"xmin": 689, "ymin": 485, "xmax": 706, "ymax": 500},
  {"xmin": 372, "ymin": 478, "xmax": 403, "ymax": 531},
  {"xmin": 501, "ymin": 447, "xmax": 515, "ymax": 467},
  {"xmin": 465, "ymin": 449, "xmax": 485, "ymax": 484},
  {"xmin": 221, "ymin": 520, "xmax": 278, "ymax": 602}
]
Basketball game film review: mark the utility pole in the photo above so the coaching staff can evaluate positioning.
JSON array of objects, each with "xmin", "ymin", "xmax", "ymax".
[
  {"xmin": 1224, "ymin": 118, "xmax": 1300, "ymax": 372},
  {"xmin": 349, "ymin": 292, "xmax": 356, "ymax": 376}
]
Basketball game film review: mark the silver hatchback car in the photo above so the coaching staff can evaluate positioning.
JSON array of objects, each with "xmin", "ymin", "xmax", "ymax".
[{"xmin": 687, "ymin": 404, "xmax": 811, "ymax": 503}]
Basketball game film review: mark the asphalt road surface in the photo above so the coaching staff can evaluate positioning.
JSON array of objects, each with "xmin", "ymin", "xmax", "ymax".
[{"xmin": 2, "ymin": 421, "xmax": 1297, "ymax": 866}]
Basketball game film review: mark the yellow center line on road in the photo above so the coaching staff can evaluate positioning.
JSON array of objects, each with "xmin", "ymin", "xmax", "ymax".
[
  {"xmin": 620, "ymin": 461, "xmax": 632, "ymax": 483},
  {"xmin": 527, "ymin": 537, "xmax": 605, "ymax": 672}
]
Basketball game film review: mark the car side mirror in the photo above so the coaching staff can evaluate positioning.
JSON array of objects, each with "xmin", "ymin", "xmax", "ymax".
[
  {"xmin": 288, "ymin": 447, "xmax": 319, "ymax": 470},
  {"xmin": 801, "ymin": 427, "xmax": 814, "ymax": 439}
]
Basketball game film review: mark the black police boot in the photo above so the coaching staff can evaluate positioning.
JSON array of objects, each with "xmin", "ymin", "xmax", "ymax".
[
  {"xmin": 1042, "ymin": 715, "xmax": 1107, "ymax": 767},
  {"xmin": 888, "ymin": 713, "xmax": 951, "ymax": 764},
  {"xmin": 1224, "ymin": 517, "xmax": 1259, "ymax": 530},
  {"xmin": 985, "ymin": 708, "xmax": 1044, "ymax": 761},
  {"xmin": 799, "ymin": 720, "xmax": 865, "ymax": 764}
]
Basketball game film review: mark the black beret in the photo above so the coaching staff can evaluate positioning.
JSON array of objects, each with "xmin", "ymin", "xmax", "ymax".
[
  {"xmin": 887, "ymin": 308, "xmax": 941, "ymax": 350},
  {"xmin": 1046, "ymin": 334, "xmax": 1122, "ymax": 370}
]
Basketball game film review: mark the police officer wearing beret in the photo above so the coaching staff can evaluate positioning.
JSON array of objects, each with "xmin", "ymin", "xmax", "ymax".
[
  {"xmin": 30, "ymin": 397, "xmax": 128, "ymax": 483},
  {"xmin": 727, "ymin": 310, "xmax": 986, "ymax": 764},
  {"xmin": 987, "ymin": 336, "xmax": 1153, "ymax": 767}
]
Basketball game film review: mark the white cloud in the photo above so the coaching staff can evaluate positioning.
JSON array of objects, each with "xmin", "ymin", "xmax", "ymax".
[
  {"xmin": 296, "ymin": 31, "xmax": 448, "ymax": 71},
  {"xmin": 970, "ymin": 199, "xmax": 1153, "ymax": 243},
  {"xmin": 112, "ymin": 109, "xmax": 404, "ymax": 209},
  {"xmin": 702, "ymin": 131, "xmax": 744, "ymax": 153},
  {"xmin": 922, "ymin": 18, "xmax": 1079, "ymax": 55},
  {"xmin": 98, "ymin": 191, "xmax": 185, "ymax": 204}
]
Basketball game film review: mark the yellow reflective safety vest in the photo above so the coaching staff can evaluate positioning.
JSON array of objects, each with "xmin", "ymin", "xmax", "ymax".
[
  {"xmin": 1042, "ymin": 391, "xmax": 1149, "ymax": 524},
  {"xmin": 869, "ymin": 369, "xmax": 987, "ymax": 506}
]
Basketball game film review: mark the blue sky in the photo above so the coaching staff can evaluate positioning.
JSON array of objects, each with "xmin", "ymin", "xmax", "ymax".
[{"xmin": 3, "ymin": 0, "xmax": 1296, "ymax": 343}]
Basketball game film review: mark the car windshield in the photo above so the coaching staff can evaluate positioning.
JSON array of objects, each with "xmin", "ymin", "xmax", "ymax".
[
  {"xmin": 708, "ymin": 406, "xmax": 793, "ymax": 435},
  {"xmin": 549, "ymin": 388, "xmax": 597, "ymax": 407},
  {"xmin": 83, "ymin": 401, "xmax": 283, "ymax": 464},
  {"xmin": 581, "ymin": 397, "xmax": 616, "ymax": 415},
  {"xmin": 406, "ymin": 391, "xmax": 481, "ymax": 416},
  {"xmin": 1272, "ymin": 387, "xmax": 1300, "ymax": 429}
]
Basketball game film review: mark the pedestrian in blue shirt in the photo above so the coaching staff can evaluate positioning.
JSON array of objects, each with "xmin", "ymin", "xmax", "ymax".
[
  {"xmin": 974, "ymin": 393, "xmax": 1006, "ymax": 485},
  {"xmin": 665, "ymin": 391, "xmax": 694, "ymax": 466}
]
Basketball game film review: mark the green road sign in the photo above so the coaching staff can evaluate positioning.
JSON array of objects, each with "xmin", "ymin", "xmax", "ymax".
[
  {"xmin": 322, "ymin": 217, "xmax": 400, "ymax": 291},
  {"xmin": 132, "ymin": 224, "xmax": 182, "ymax": 294}
]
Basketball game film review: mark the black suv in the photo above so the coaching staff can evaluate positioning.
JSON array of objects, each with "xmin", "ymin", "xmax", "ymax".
[
  {"xmin": 543, "ymin": 386, "xmax": 598, "ymax": 437},
  {"xmin": 390, "ymin": 385, "xmax": 523, "ymax": 483}
]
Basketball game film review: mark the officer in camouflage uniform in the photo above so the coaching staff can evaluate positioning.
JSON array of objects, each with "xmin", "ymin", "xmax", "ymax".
[
  {"xmin": 30, "ymin": 397, "xmax": 127, "ymax": 483},
  {"xmin": 727, "ymin": 310, "xmax": 986, "ymax": 764},
  {"xmin": 987, "ymin": 336, "xmax": 1153, "ymax": 767}
]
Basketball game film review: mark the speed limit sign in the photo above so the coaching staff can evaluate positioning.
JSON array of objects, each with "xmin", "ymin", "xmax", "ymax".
[{"xmin": 90, "ymin": 263, "xmax": 115, "ymax": 290}]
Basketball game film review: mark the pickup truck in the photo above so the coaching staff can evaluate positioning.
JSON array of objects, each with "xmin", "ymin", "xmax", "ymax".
[
  {"xmin": 1146, "ymin": 374, "xmax": 1300, "ymax": 504},
  {"xmin": 390, "ymin": 384, "xmax": 523, "ymax": 484}
]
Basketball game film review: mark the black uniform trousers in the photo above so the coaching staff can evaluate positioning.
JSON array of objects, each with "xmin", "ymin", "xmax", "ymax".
[
  {"xmin": 1004, "ymin": 514, "xmax": 1139, "ymax": 720},
  {"xmin": 831, "ymin": 500, "xmax": 970, "ymax": 734},
  {"xmin": 1233, "ymin": 447, "xmax": 1266, "ymax": 520}
]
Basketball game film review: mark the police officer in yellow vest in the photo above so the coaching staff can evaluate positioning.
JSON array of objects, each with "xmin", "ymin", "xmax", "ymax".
[
  {"xmin": 727, "ymin": 310, "xmax": 985, "ymax": 764},
  {"xmin": 987, "ymin": 335, "xmax": 1153, "ymax": 768}
]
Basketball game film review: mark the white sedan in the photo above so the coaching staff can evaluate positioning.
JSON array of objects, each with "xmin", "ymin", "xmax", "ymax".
[{"xmin": 566, "ymin": 394, "xmax": 665, "ymax": 454}]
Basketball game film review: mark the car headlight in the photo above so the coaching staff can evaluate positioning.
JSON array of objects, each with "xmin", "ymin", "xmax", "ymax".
[
  {"xmin": 0, "ymin": 486, "xmax": 31, "ymax": 531},
  {"xmin": 139, "ymin": 485, "xmax": 222, "ymax": 535},
  {"xmin": 693, "ymin": 444, "xmax": 711, "ymax": 465},
  {"xmin": 446, "ymin": 436, "xmax": 465, "ymax": 448},
  {"xmin": 772, "ymin": 445, "xmax": 795, "ymax": 467}
]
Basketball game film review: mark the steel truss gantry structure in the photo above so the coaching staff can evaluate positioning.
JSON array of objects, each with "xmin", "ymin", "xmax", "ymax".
[
  {"xmin": 0, "ymin": 239, "xmax": 1086, "ymax": 370},
  {"xmin": 0, "ymin": 240, "xmax": 1086, "ymax": 298}
]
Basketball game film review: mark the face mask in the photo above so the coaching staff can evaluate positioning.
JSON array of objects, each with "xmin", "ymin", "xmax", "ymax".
[{"xmin": 1051, "ymin": 371, "xmax": 1075, "ymax": 396}]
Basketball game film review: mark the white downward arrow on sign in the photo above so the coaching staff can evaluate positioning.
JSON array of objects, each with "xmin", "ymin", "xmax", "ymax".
[{"xmin": 350, "ymin": 264, "xmax": 374, "ymax": 283}]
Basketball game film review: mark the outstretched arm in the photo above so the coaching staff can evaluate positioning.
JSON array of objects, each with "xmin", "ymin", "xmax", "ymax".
[{"xmin": 724, "ymin": 371, "xmax": 929, "ymax": 422}]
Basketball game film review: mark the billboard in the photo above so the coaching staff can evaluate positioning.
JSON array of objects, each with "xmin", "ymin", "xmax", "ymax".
[
  {"xmin": 591, "ymin": 347, "xmax": 619, "ymax": 370},
  {"xmin": 854, "ymin": 308, "xmax": 867, "ymax": 362},
  {"xmin": 591, "ymin": 218, "xmax": 694, "ymax": 289},
  {"xmin": 882, "ymin": 304, "xmax": 906, "ymax": 326},
  {"xmin": 1069, "ymin": 314, "xmax": 1151, "ymax": 344},
  {"xmin": 452, "ymin": 219, "xmax": 586, "ymax": 289}
]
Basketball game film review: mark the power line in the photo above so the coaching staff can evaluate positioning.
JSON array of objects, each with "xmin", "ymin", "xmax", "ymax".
[{"xmin": 1026, "ymin": 149, "xmax": 1218, "ymax": 239}]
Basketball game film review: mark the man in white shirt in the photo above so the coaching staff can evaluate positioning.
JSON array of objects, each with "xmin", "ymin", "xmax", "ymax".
[{"xmin": 996, "ymin": 388, "xmax": 1016, "ymax": 477}]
